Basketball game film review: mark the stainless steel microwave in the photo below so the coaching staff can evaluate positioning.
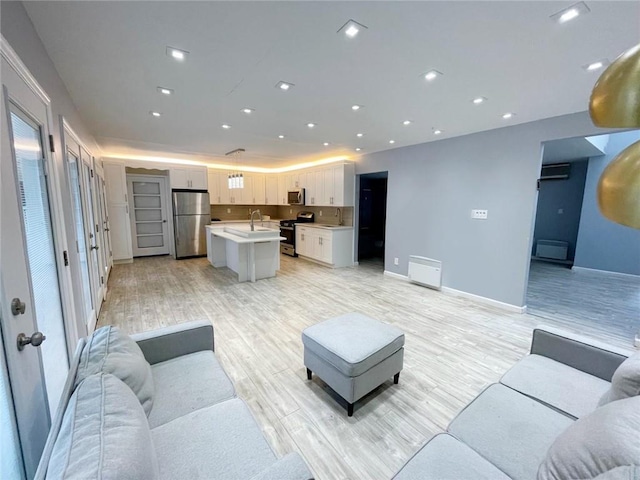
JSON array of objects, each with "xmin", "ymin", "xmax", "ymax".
[{"xmin": 287, "ymin": 188, "xmax": 305, "ymax": 205}]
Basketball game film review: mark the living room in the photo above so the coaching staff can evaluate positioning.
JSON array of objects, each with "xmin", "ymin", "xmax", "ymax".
[{"xmin": 1, "ymin": 1, "xmax": 639, "ymax": 479}]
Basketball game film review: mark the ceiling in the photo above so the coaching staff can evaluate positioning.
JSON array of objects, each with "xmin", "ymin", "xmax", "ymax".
[
  {"xmin": 23, "ymin": 1, "xmax": 640, "ymax": 169},
  {"xmin": 542, "ymin": 135, "xmax": 607, "ymax": 164}
]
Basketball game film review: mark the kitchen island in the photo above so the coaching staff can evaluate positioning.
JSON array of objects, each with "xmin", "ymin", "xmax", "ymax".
[{"xmin": 205, "ymin": 225, "xmax": 285, "ymax": 282}]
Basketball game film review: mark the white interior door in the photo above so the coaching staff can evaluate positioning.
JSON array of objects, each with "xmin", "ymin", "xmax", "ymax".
[
  {"xmin": 1, "ymin": 56, "xmax": 68, "ymax": 477},
  {"xmin": 96, "ymin": 173, "xmax": 113, "ymax": 280},
  {"xmin": 64, "ymin": 145, "xmax": 97, "ymax": 331},
  {"xmin": 127, "ymin": 175, "xmax": 170, "ymax": 257}
]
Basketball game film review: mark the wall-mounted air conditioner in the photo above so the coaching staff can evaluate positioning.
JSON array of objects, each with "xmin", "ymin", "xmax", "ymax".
[{"xmin": 540, "ymin": 163, "xmax": 571, "ymax": 181}]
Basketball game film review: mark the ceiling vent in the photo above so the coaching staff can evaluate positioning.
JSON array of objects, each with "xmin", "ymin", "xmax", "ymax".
[{"xmin": 540, "ymin": 163, "xmax": 571, "ymax": 181}]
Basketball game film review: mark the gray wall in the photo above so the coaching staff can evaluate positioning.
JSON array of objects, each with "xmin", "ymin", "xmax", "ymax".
[
  {"xmin": 356, "ymin": 112, "xmax": 617, "ymax": 307},
  {"xmin": 574, "ymin": 131, "xmax": 640, "ymax": 276},
  {"xmin": 533, "ymin": 160, "xmax": 588, "ymax": 261}
]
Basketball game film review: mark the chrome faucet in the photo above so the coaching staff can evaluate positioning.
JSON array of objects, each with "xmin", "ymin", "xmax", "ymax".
[
  {"xmin": 250, "ymin": 209, "xmax": 262, "ymax": 231},
  {"xmin": 335, "ymin": 208, "xmax": 343, "ymax": 226}
]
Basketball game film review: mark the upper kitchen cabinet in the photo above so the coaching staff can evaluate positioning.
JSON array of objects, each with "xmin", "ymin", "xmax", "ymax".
[
  {"xmin": 170, "ymin": 166, "xmax": 208, "ymax": 190},
  {"xmin": 208, "ymin": 170, "xmax": 231, "ymax": 204},
  {"xmin": 306, "ymin": 163, "xmax": 355, "ymax": 207},
  {"xmin": 265, "ymin": 175, "xmax": 279, "ymax": 205}
]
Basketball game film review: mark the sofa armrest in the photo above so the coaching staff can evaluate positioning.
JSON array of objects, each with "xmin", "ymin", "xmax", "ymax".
[
  {"xmin": 249, "ymin": 453, "xmax": 314, "ymax": 480},
  {"xmin": 531, "ymin": 325, "xmax": 632, "ymax": 381},
  {"xmin": 130, "ymin": 320, "xmax": 214, "ymax": 365}
]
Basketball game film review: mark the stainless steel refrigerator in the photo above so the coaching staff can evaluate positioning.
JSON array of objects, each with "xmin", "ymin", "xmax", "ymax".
[{"xmin": 172, "ymin": 190, "xmax": 210, "ymax": 259}]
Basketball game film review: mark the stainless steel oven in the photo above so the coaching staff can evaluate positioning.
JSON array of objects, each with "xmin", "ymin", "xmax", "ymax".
[{"xmin": 280, "ymin": 212, "xmax": 314, "ymax": 256}]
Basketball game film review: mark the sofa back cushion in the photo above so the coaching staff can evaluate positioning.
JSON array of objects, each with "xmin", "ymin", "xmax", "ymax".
[
  {"xmin": 76, "ymin": 325, "xmax": 154, "ymax": 415},
  {"xmin": 47, "ymin": 373, "xmax": 158, "ymax": 479},
  {"xmin": 537, "ymin": 396, "xmax": 640, "ymax": 480},
  {"xmin": 597, "ymin": 351, "xmax": 640, "ymax": 407}
]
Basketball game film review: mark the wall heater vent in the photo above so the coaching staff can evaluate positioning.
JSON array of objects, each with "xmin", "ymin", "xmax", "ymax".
[{"xmin": 408, "ymin": 256, "xmax": 442, "ymax": 290}]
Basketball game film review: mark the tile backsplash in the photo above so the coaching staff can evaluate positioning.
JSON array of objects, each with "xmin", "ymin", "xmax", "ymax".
[{"xmin": 210, "ymin": 204, "xmax": 353, "ymax": 226}]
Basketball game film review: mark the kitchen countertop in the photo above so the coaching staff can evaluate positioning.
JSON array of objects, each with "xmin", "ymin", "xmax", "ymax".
[
  {"xmin": 205, "ymin": 225, "xmax": 285, "ymax": 243},
  {"xmin": 210, "ymin": 219, "xmax": 283, "ymax": 224},
  {"xmin": 295, "ymin": 223, "xmax": 353, "ymax": 231}
]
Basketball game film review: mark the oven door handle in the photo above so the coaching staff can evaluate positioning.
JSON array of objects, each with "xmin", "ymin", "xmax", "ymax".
[{"xmin": 280, "ymin": 226, "xmax": 294, "ymax": 231}]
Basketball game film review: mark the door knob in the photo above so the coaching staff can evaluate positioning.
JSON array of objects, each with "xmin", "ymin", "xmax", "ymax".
[
  {"xmin": 17, "ymin": 332, "xmax": 46, "ymax": 351},
  {"xmin": 11, "ymin": 298, "xmax": 26, "ymax": 315}
]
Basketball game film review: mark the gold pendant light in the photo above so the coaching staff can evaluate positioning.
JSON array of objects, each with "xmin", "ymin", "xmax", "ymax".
[
  {"xmin": 596, "ymin": 140, "xmax": 640, "ymax": 229},
  {"xmin": 588, "ymin": 43, "xmax": 640, "ymax": 228}
]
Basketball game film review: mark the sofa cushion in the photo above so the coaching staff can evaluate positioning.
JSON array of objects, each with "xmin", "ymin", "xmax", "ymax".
[
  {"xmin": 500, "ymin": 354, "xmax": 610, "ymax": 418},
  {"xmin": 76, "ymin": 325, "xmax": 154, "ymax": 415},
  {"xmin": 598, "ymin": 351, "xmax": 640, "ymax": 407},
  {"xmin": 392, "ymin": 433, "xmax": 510, "ymax": 480},
  {"xmin": 447, "ymin": 383, "xmax": 574, "ymax": 480},
  {"xmin": 47, "ymin": 373, "xmax": 158, "ymax": 479},
  {"xmin": 302, "ymin": 313, "xmax": 405, "ymax": 377},
  {"xmin": 538, "ymin": 396, "xmax": 640, "ymax": 480},
  {"xmin": 147, "ymin": 350, "xmax": 236, "ymax": 428},
  {"xmin": 151, "ymin": 398, "xmax": 277, "ymax": 480}
]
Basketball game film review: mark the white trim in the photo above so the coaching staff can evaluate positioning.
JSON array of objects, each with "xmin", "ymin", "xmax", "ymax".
[
  {"xmin": 441, "ymin": 286, "xmax": 526, "ymax": 313},
  {"xmin": 1, "ymin": 35, "xmax": 50, "ymax": 105},
  {"xmin": 571, "ymin": 266, "xmax": 640, "ymax": 279},
  {"xmin": 383, "ymin": 270, "xmax": 410, "ymax": 282},
  {"xmin": 383, "ymin": 270, "xmax": 526, "ymax": 313}
]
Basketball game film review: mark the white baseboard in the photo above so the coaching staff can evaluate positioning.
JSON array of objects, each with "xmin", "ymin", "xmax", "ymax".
[
  {"xmin": 571, "ymin": 266, "xmax": 640, "ymax": 279},
  {"xmin": 383, "ymin": 270, "xmax": 410, "ymax": 282},
  {"xmin": 383, "ymin": 271, "xmax": 526, "ymax": 313},
  {"xmin": 114, "ymin": 258, "xmax": 133, "ymax": 265},
  {"xmin": 440, "ymin": 287, "xmax": 526, "ymax": 313}
]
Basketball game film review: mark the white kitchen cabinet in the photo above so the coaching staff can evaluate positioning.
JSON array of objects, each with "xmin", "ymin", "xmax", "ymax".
[
  {"xmin": 103, "ymin": 162, "xmax": 132, "ymax": 262},
  {"xmin": 170, "ymin": 166, "xmax": 208, "ymax": 190},
  {"xmin": 277, "ymin": 175, "xmax": 288, "ymax": 205},
  {"xmin": 252, "ymin": 174, "xmax": 266, "ymax": 204},
  {"xmin": 319, "ymin": 164, "xmax": 354, "ymax": 206},
  {"xmin": 295, "ymin": 226, "xmax": 353, "ymax": 267},
  {"xmin": 305, "ymin": 170, "xmax": 324, "ymax": 206},
  {"xmin": 265, "ymin": 176, "xmax": 279, "ymax": 205}
]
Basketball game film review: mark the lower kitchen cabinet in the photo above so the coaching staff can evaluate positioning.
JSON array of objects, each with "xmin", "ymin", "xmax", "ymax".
[{"xmin": 295, "ymin": 226, "xmax": 353, "ymax": 267}]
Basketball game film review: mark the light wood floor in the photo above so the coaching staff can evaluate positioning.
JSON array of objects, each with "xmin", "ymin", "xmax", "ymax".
[
  {"xmin": 527, "ymin": 260, "xmax": 640, "ymax": 345},
  {"xmin": 99, "ymin": 255, "xmax": 632, "ymax": 480}
]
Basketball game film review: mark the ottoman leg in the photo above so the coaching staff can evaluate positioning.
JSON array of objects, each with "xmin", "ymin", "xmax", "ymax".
[
  {"xmin": 347, "ymin": 403, "xmax": 354, "ymax": 417},
  {"xmin": 394, "ymin": 372, "xmax": 400, "ymax": 384},
  {"xmin": 306, "ymin": 368, "xmax": 312, "ymax": 380}
]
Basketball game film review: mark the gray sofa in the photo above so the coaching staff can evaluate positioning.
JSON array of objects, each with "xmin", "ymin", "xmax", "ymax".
[
  {"xmin": 35, "ymin": 321, "xmax": 313, "ymax": 480},
  {"xmin": 393, "ymin": 326, "xmax": 640, "ymax": 479}
]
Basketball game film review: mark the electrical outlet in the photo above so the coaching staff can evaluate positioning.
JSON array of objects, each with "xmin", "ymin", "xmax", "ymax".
[
  {"xmin": 289, "ymin": 208, "xmax": 293, "ymax": 214},
  {"xmin": 471, "ymin": 209, "xmax": 488, "ymax": 220},
  {"xmin": 319, "ymin": 210, "xmax": 323, "ymax": 216},
  {"xmin": 227, "ymin": 208, "xmax": 231, "ymax": 214},
  {"xmin": 394, "ymin": 257, "xmax": 399, "ymax": 265}
]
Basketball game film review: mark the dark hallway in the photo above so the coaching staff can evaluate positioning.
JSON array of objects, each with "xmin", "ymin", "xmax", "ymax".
[{"xmin": 358, "ymin": 172, "xmax": 388, "ymax": 264}]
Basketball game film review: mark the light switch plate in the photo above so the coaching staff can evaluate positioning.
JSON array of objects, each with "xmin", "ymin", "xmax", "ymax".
[
  {"xmin": 471, "ymin": 209, "xmax": 488, "ymax": 219},
  {"xmin": 394, "ymin": 257, "xmax": 399, "ymax": 265}
]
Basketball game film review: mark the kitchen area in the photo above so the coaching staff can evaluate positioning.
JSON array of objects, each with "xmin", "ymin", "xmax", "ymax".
[{"xmin": 102, "ymin": 159, "xmax": 356, "ymax": 282}]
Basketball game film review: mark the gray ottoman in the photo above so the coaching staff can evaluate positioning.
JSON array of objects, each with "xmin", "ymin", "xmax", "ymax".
[{"xmin": 302, "ymin": 313, "xmax": 405, "ymax": 416}]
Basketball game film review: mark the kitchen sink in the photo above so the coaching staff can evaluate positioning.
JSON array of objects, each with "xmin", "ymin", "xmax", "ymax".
[{"xmin": 224, "ymin": 226, "xmax": 279, "ymax": 238}]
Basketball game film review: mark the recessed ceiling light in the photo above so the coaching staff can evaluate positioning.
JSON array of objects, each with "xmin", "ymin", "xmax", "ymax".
[
  {"xmin": 356, "ymin": 133, "xmax": 364, "ymax": 137},
  {"xmin": 150, "ymin": 111, "xmax": 162, "ymax": 117},
  {"xmin": 423, "ymin": 70, "xmax": 443, "ymax": 82},
  {"xmin": 433, "ymin": 129, "xmax": 442, "ymax": 135},
  {"xmin": 278, "ymin": 135, "xmax": 285, "ymax": 139},
  {"xmin": 389, "ymin": 140, "xmax": 395, "ymax": 144},
  {"xmin": 403, "ymin": 120, "xmax": 412, "ymax": 125},
  {"xmin": 355, "ymin": 147, "xmax": 362, "ymax": 152},
  {"xmin": 222, "ymin": 124, "xmax": 231, "ymax": 129},
  {"xmin": 338, "ymin": 19, "xmax": 368, "ymax": 38},
  {"xmin": 166, "ymin": 47, "xmax": 188, "ymax": 61},
  {"xmin": 351, "ymin": 105, "xmax": 362, "ymax": 111},
  {"xmin": 583, "ymin": 59, "xmax": 609, "ymax": 72},
  {"xmin": 157, "ymin": 87, "xmax": 173, "ymax": 95},
  {"xmin": 323, "ymin": 142, "xmax": 330, "ymax": 146},
  {"xmin": 307, "ymin": 123, "xmax": 316, "ymax": 128},
  {"xmin": 276, "ymin": 81, "xmax": 294, "ymax": 91},
  {"xmin": 550, "ymin": 2, "xmax": 590, "ymax": 23},
  {"xmin": 242, "ymin": 108, "xmax": 254, "ymax": 114},
  {"xmin": 502, "ymin": 113, "xmax": 514, "ymax": 120},
  {"xmin": 472, "ymin": 97, "xmax": 486, "ymax": 105}
]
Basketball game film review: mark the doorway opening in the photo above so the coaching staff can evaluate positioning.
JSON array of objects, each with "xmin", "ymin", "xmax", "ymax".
[
  {"xmin": 526, "ymin": 131, "xmax": 640, "ymax": 346},
  {"xmin": 358, "ymin": 172, "xmax": 388, "ymax": 268}
]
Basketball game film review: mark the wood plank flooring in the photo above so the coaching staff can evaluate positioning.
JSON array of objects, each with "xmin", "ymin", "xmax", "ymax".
[
  {"xmin": 98, "ymin": 255, "xmax": 634, "ymax": 480},
  {"xmin": 527, "ymin": 260, "xmax": 640, "ymax": 345}
]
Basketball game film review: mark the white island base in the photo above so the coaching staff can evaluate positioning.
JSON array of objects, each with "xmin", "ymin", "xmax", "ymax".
[{"xmin": 205, "ymin": 225, "xmax": 285, "ymax": 282}]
